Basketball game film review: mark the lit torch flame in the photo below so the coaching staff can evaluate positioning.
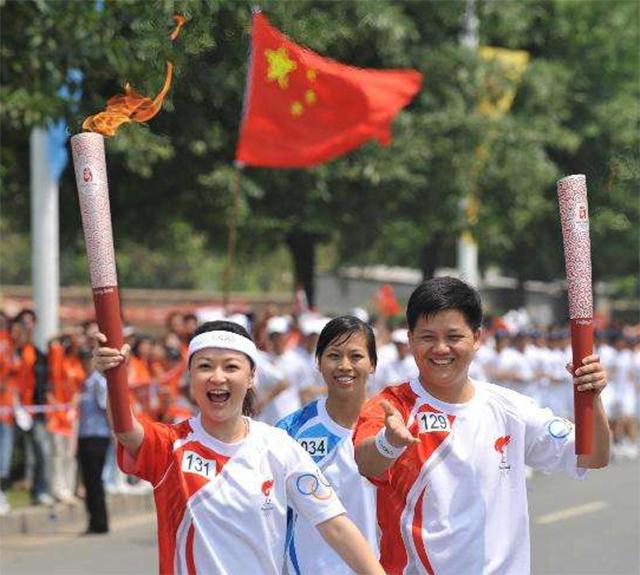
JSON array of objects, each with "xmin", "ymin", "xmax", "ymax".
[
  {"xmin": 82, "ymin": 15, "xmax": 186, "ymax": 137},
  {"xmin": 170, "ymin": 14, "xmax": 187, "ymax": 41}
]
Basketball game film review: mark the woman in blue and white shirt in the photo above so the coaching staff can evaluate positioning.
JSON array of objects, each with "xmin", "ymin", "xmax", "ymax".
[{"xmin": 278, "ymin": 316, "xmax": 379, "ymax": 574}]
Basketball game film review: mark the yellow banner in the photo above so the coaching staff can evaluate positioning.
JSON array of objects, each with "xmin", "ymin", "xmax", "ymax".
[{"xmin": 478, "ymin": 46, "xmax": 530, "ymax": 118}]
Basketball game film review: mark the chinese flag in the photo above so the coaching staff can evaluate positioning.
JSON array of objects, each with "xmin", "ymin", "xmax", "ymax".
[{"xmin": 236, "ymin": 12, "xmax": 423, "ymax": 168}]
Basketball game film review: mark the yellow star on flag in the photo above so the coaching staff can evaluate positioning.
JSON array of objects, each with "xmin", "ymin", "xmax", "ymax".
[
  {"xmin": 305, "ymin": 90, "xmax": 316, "ymax": 105},
  {"xmin": 265, "ymin": 46, "xmax": 297, "ymax": 89},
  {"xmin": 291, "ymin": 101, "xmax": 304, "ymax": 116}
]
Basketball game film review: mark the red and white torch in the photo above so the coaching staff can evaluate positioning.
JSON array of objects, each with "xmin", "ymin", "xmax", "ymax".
[
  {"xmin": 70, "ymin": 15, "xmax": 186, "ymax": 432},
  {"xmin": 557, "ymin": 174, "xmax": 594, "ymax": 455},
  {"xmin": 71, "ymin": 133, "xmax": 132, "ymax": 432}
]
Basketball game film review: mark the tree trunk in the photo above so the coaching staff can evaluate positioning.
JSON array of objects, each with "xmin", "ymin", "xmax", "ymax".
[
  {"xmin": 286, "ymin": 231, "xmax": 316, "ymax": 308},
  {"xmin": 419, "ymin": 236, "xmax": 440, "ymax": 280},
  {"xmin": 514, "ymin": 274, "xmax": 527, "ymax": 309}
]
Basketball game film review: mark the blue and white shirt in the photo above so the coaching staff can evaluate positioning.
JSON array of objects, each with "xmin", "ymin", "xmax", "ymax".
[{"xmin": 277, "ymin": 398, "xmax": 379, "ymax": 574}]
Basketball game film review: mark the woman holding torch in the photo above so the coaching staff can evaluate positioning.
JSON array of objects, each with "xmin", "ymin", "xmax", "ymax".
[{"xmin": 93, "ymin": 320, "xmax": 383, "ymax": 575}]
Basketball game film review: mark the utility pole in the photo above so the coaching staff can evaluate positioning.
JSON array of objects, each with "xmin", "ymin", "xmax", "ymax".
[
  {"xmin": 457, "ymin": 0, "xmax": 481, "ymax": 287},
  {"xmin": 30, "ymin": 126, "xmax": 60, "ymax": 351}
]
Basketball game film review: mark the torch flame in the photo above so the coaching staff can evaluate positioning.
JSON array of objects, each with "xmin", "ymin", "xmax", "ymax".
[
  {"xmin": 82, "ymin": 15, "xmax": 185, "ymax": 137},
  {"xmin": 170, "ymin": 14, "xmax": 187, "ymax": 41}
]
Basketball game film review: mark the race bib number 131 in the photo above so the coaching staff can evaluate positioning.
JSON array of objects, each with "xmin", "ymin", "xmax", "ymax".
[
  {"xmin": 182, "ymin": 450, "xmax": 216, "ymax": 480},
  {"xmin": 417, "ymin": 412, "xmax": 451, "ymax": 433}
]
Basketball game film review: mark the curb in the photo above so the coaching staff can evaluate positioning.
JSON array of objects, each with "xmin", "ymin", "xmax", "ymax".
[{"xmin": 0, "ymin": 493, "xmax": 155, "ymax": 537}]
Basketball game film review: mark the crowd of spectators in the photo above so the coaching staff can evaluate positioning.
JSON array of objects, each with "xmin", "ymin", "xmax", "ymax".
[{"xmin": 0, "ymin": 304, "xmax": 638, "ymax": 524}]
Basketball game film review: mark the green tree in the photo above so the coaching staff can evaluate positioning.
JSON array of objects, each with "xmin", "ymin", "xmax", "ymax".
[{"xmin": 1, "ymin": 0, "xmax": 637, "ymax": 307}]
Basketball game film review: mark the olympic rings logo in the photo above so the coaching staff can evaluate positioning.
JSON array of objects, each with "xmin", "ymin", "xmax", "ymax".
[
  {"xmin": 547, "ymin": 417, "xmax": 573, "ymax": 439},
  {"xmin": 295, "ymin": 473, "xmax": 334, "ymax": 501}
]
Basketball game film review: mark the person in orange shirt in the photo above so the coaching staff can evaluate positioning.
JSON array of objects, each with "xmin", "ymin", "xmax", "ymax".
[
  {"xmin": 128, "ymin": 335, "xmax": 155, "ymax": 419},
  {"xmin": 0, "ymin": 313, "xmax": 16, "ymax": 515},
  {"xmin": 47, "ymin": 331, "xmax": 85, "ymax": 502},
  {"xmin": 13, "ymin": 310, "xmax": 54, "ymax": 506}
]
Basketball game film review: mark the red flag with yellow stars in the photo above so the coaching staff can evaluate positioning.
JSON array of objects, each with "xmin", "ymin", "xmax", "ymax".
[{"xmin": 236, "ymin": 12, "xmax": 423, "ymax": 168}]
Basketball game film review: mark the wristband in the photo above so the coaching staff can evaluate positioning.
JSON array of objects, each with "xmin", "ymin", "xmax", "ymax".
[{"xmin": 374, "ymin": 427, "xmax": 407, "ymax": 459}]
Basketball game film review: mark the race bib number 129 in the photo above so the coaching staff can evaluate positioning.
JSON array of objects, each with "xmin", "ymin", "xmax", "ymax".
[{"xmin": 417, "ymin": 412, "xmax": 451, "ymax": 433}]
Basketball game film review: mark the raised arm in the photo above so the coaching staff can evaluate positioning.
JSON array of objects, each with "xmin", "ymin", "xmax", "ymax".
[
  {"xmin": 93, "ymin": 333, "xmax": 144, "ymax": 457},
  {"xmin": 354, "ymin": 399, "xmax": 419, "ymax": 478}
]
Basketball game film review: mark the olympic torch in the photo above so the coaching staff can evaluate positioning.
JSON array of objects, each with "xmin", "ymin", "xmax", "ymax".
[
  {"xmin": 71, "ymin": 133, "xmax": 132, "ymax": 432},
  {"xmin": 69, "ymin": 16, "xmax": 186, "ymax": 432},
  {"xmin": 557, "ymin": 174, "xmax": 594, "ymax": 455}
]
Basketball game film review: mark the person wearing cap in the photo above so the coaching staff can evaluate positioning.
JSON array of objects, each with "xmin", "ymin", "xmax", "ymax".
[
  {"xmin": 353, "ymin": 277, "xmax": 610, "ymax": 575},
  {"xmin": 277, "ymin": 316, "xmax": 380, "ymax": 575},
  {"xmin": 608, "ymin": 332, "xmax": 639, "ymax": 459},
  {"xmin": 370, "ymin": 328, "xmax": 418, "ymax": 396},
  {"xmin": 294, "ymin": 316, "xmax": 330, "ymax": 405},
  {"xmin": 93, "ymin": 320, "xmax": 384, "ymax": 575},
  {"xmin": 540, "ymin": 329, "xmax": 573, "ymax": 419},
  {"xmin": 258, "ymin": 316, "xmax": 310, "ymax": 425}
]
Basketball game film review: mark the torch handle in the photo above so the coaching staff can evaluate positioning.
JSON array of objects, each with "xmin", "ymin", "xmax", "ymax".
[
  {"xmin": 570, "ymin": 318, "xmax": 594, "ymax": 454},
  {"xmin": 93, "ymin": 287, "xmax": 133, "ymax": 433}
]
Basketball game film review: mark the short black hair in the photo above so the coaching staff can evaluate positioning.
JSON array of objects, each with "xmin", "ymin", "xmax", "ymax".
[
  {"xmin": 315, "ymin": 316, "xmax": 377, "ymax": 369},
  {"xmin": 406, "ymin": 277, "xmax": 482, "ymax": 331},
  {"xmin": 190, "ymin": 320, "xmax": 256, "ymax": 417},
  {"xmin": 15, "ymin": 308, "xmax": 36, "ymax": 323}
]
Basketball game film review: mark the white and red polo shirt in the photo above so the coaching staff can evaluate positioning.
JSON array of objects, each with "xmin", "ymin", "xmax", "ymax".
[
  {"xmin": 353, "ymin": 377, "xmax": 585, "ymax": 575},
  {"xmin": 118, "ymin": 416, "xmax": 344, "ymax": 575}
]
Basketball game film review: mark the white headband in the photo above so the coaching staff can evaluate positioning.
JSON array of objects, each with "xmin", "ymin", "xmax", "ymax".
[{"xmin": 188, "ymin": 331, "xmax": 259, "ymax": 366}]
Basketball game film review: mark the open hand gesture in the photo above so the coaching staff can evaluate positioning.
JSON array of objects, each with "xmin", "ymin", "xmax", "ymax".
[{"xmin": 380, "ymin": 400, "xmax": 420, "ymax": 448}]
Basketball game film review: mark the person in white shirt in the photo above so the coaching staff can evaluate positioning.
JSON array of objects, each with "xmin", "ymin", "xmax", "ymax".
[
  {"xmin": 633, "ymin": 337, "xmax": 640, "ymax": 421},
  {"xmin": 370, "ymin": 328, "xmax": 418, "ymax": 396},
  {"xmin": 258, "ymin": 316, "xmax": 309, "ymax": 425},
  {"xmin": 354, "ymin": 276, "xmax": 610, "ymax": 575},
  {"xmin": 293, "ymin": 316, "xmax": 330, "ymax": 405},
  {"xmin": 93, "ymin": 320, "xmax": 383, "ymax": 575},
  {"xmin": 540, "ymin": 330, "xmax": 573, "ymax": 419},
  {"xmin": 278, "ymin": 315, "xmax": 380, "ymax": 574},
  {"xmin": 609, "ymin": 333, "xmax": 638, "ymax": 459},
  {"xmin": 490, "ymin": 331, "xmax": 519, "ymax": 391},
  {"xmin": 468, "ymin": 331, "xmax": 495, "ymax": 382},
  {"xmin": 508, "ymin": 332, "xmax": 538, "ymax": 402}
]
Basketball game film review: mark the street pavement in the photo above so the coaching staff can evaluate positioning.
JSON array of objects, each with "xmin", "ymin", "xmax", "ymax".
[{"xmin": 1, "ymin": 459, "xmax": 638, "ymax": 575}]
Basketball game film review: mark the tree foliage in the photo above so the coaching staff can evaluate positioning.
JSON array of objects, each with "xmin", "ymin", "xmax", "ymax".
[{"xmin": 1, "ymin": 0, "xmax": 637, "ymax": 301}]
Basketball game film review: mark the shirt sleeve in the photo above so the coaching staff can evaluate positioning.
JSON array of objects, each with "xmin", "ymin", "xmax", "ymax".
[
  {"xmin": 117, "ymin": 418, "xmax": 176, "ymax": 485},
  {"xmin": 523, "ymin": 401, "xmax": 586, "ymax": 479},
  {"xmin": 284, "ymin": 435, "xmax": 345, "ymax": 526}
]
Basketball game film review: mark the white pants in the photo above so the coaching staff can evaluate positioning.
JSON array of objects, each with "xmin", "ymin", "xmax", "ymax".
[{"xmin": 49, "ymin": 432, "xmax": 77, "ymax": 498}]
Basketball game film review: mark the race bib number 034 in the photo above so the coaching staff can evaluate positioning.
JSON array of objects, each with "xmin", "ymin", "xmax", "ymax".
[
  {"xmin": 298, "ymin": 437, "xmax": 329, "ymax": 457},
  {"xmin": 417, "ymin": 412, "xmax": 451, "ymax": 433},
  {"xmin": 182, "ymin": 450, "xmax": 216, "ymax": 480}
]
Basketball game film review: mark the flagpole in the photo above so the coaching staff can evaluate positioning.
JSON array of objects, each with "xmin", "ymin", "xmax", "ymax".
[{"xmin": 223, "ymin": 164, "xmax": 242, "ymax": 310}]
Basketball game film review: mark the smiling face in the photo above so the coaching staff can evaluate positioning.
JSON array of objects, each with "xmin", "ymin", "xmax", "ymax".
[
  {"xmin": 408, "ymin": 310, "xmax": 480, "ymax": 402},
  {"xmin": 189, "ymin": 348, "xmax": 254, "ymax": 430},
  {"xmin": 318, "ymin": 330, "xmax": 374, "ymax": 400}
]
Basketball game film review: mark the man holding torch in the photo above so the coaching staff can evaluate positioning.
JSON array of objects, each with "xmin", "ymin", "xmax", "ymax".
[{"xmin": 354, "ymin": 276, "xmax": 610, "ymax": 575}]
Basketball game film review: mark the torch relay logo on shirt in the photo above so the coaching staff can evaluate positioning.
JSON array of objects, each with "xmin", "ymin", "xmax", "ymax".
[
  {"xmin": 494, "ymin": 435, "xmax": 511, "ymax": 473},
  {"xmin": 261, "ymin": 479, "xmax": 275, "ymax": 511}
]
